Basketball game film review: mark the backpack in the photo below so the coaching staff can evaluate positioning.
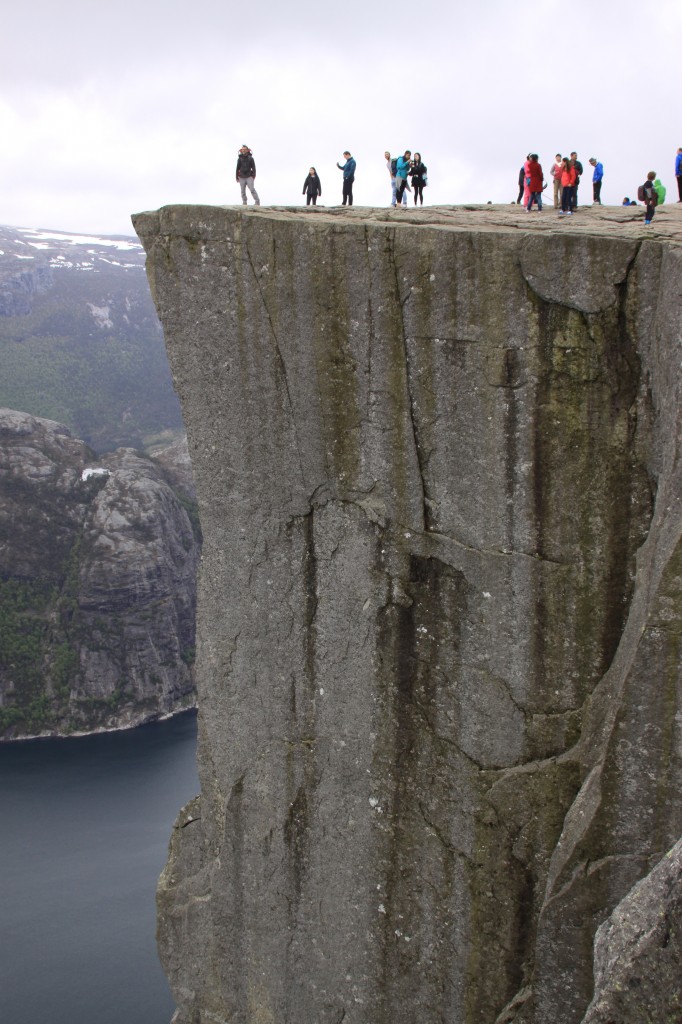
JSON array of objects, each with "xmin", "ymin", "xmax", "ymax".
[
  {"xmin": 390, "ymin": 158, "xmax": 398, "ymax": 176},
  {"xmin": 637, "ymin": 184, "xmax": 646, "ymax": 202}
]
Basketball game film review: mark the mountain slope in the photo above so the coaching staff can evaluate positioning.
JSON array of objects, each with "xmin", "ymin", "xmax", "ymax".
[{"xmin": 0, "ymin": 225, "xmax": 183, "ymax": 453}]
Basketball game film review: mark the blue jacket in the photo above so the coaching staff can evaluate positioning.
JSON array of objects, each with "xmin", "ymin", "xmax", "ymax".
[
  {"xmin": 338, "ymin": 157, "xmax": 356, "ymax": 179},
  {"xmin": 396, "ymin": 156, "xmax": 411, "ymax": 179},
  {"xmin": 592, "ymin": 161, "xmax": 603, "ymax": 182},
  {"xmin": 676, "ymin": 152, "xmax": 682, "ymax": 176}
]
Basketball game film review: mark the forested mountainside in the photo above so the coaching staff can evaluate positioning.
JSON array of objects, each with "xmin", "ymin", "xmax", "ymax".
[{"xmin": 0, "ymin": 225, "xmax": 183, "ymax": 453}]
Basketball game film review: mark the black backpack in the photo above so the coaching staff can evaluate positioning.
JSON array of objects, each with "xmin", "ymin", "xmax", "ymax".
[{"xmin": 390, "ymin": 158, "xmax": 398, "ymax": 176}]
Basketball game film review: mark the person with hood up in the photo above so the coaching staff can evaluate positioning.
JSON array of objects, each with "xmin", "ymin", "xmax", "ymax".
[
  {"xmin": 302, "ymin": 167, "xmax": 322, "ymax": 206},
  {"xmin": 236, "ymin": 145, "xmax": 260, "ymax": 206}
]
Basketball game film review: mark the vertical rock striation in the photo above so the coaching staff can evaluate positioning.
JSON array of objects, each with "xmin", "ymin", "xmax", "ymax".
[{"xmin": 133, "ymin": 205, "xmax": 682, "ymax": 1024}]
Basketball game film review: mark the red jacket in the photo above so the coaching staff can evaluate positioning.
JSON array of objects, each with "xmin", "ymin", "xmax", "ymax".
[
  {"xmin": 527, "ymin": 160, "xmax": 543, "ymax": 192},
  {"xmin": 561, "ymin": 165, "xmax": 577, "ymax": 188}
]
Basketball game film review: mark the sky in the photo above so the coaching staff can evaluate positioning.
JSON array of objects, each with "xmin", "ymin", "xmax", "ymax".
[{"xmin": 2, "ymin": 0, "xmax": 681, "ymax": 237}]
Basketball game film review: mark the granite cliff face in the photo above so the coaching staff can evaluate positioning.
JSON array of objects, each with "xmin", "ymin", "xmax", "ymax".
[
  {"xmin": 0, "ymin": 408, "xmax": 199, "ymax": 738},
  {"xmin": 133, "ymin": 204, "xmax": 682, "ymax": 1024}
]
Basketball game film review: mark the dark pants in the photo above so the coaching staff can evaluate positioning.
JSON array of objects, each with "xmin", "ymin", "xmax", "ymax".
[
  {"xmin": 396, "ymin": 178, "xmax": 408, "ymax": 204},
  {"xmin": 645, "ymin": 201, "xmax": 656, "ymax": 223},
  {"xmin": 342, "ymin": 176, "xmax": 354, "ymax": 205},
  {"xmin": 561, "ymin": 185, "xmax": 574, "ymax": 212},
  {"xmin": 593, "ymin": 180, "xmax": 602, "ymax": 203},
  {"xmin": 306, "ymin": 194, "xmax": 318, "ymax": 206},
  {"xmin": 413, "ymin": 184, "xmax": 424, "ymax": 204},
  {"xmin": 571, "ymin": 183, "xmax": 579, "ymax": 210},
  {"xmin": 677, "ymin": 175, "xmax": 682, "ymax": 201}
]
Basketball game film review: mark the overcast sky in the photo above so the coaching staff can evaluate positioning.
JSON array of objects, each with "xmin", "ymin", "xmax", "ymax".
[{"xmin": 2, "ymin": 0, "xmax": 680, "ymax": 236}]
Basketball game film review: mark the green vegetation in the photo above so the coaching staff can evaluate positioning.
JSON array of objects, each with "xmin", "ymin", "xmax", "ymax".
[{"xmin": 0, "ymin": 265, "xmax": 183, "ymax": 453}]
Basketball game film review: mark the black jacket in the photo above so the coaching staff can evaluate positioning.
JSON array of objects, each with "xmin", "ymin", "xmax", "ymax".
[
  {"xmin": 303, "ymin": 173, "xmax": 322, "ymax": 197},
  {"xmin": 410, "ymin": 161, "xmax": 427, "ymax": 187},
  {"xmin": 236, "ymin": 152, "xmax": 256, "ymax": 179}
]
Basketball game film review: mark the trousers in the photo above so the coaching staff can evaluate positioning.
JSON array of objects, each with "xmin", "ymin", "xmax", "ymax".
[{"xmin": 239, "ymin": 176, "xmax": 260, "ymax": 205}]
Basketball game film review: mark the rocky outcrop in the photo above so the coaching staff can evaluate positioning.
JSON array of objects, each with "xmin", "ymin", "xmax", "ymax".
[
  {"xmin": 581, "ymin": 837, "xmax": 682, "ymax": 1023},
  {"xmin": 0, "ymin": 407, "xmax": 199, "ymax": 738},
  {"xmin": 133, "ymin": 204, "xmax": 682, "ymax": 1024}
]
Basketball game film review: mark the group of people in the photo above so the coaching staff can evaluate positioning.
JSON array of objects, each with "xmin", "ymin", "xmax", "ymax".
[
  {"xmin": 517, "ymin": 152, "xmax": 601, "ymax": 215},
  {"xmin": 383, "ymin": 151, "xmax": 428, "ymax": 207},
  {"xmin": 235, "ymin": 144, "xmax": 428, "ymax": 209},
  {"xmin": 333, "ymin": 150, "xmax": 429, "ymax": 207},
  {"xmin": 236, "ymin": 142, "xmax": 682, "ymax": 225}
]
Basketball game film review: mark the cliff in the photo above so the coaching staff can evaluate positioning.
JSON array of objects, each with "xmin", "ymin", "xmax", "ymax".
[
  {"xmin": 133, "ymin": 203, "xmax": 682, "ymax": 1024},
  {"xmin": 0, "ymin": 408, "xmax": 199, "ymax": 738}
]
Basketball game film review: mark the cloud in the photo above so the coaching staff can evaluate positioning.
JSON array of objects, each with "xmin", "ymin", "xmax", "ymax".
[{"xmin": 0, "ymin": 0, "xmax": 680, "ymax": 233}]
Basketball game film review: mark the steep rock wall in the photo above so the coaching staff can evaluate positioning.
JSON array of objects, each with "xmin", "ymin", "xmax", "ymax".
[
  {"xmin": 0, "ymin": 408, "xmax": 199, "ymax": 737},
  {"xmin": 133, "ymin": 205, "xmax": 682, "ymax": 1024}
]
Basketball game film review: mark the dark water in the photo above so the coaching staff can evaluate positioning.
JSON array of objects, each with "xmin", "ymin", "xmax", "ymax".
[{"xmin": 0, "ymin": 711, "xmax": 199, "ymax": 1024}]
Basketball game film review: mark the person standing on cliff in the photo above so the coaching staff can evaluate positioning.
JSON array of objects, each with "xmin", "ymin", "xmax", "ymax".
[
  {"xmin": 337, "ymin": 151, "xmax": 356, "ymax": 206},
  {"xmin": 570, "ymin": 151, "xmax": 583, "ymax": 210},
  {"xmin": 550, "ymin": 154, "xmax": 563, "ymax": 208},
  {"xmin": 302, "ymin": 167, "xmax": 322, "ymax": 206},
  {"xmin": 409, "ymin": 153, "xmax": 427, "ymax": 205},
  {"xmin": 385, "ymin": 151, "xmax": 407, "ymax": 207},
  {"xmin": 558, "ymin": 156, "xmax": 577, "ymax": 215},
  {"xmin": 589, "ymin": 157, "xmax": 604, "ymax": 204},
  {"xmin": 675, "ymin": 147, "xmax": 682, "ymax": 202},
  {"xmin": 236, "ymin": 145, "xmax": 260, "ymax": 206},
  {"xmin": 526, "ymin": 154, "xmax": 544, "ymax": 212},
  {"xmin": 395, "ymin": 150, "xmax": 412, "ymax": 207},
  {"xmin": 641, "ymin": 171, "xmax": 658, "ymax": 225}
]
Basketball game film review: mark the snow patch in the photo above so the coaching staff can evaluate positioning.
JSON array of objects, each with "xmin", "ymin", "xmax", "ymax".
[
  {"xmin": 81, "ymin": 467, "xmax": 110, "ymax": 482},
  {"xmin": 87, "ymin": 303, "xmax": 113, "ymax": 328}
]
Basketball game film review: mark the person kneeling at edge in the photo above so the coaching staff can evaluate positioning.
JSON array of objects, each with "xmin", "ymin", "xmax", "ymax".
[
  {"xmin": 236, "ymin": 145, "xmax": 260, "ymax": 206},
  {"xmin": 337, "ymin": 151, "xmax": 356, "ymax": 206},
  {"xmin": 302, "ymin": 167, "xmax": 322, "ymax": 206}
]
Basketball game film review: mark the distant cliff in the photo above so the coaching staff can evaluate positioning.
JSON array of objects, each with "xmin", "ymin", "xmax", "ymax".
[
  {"xmin": 0, "ymin": 408, "xmax": 199, "ymax": 739},
  {"xmin": 134, "ymin": 204, "xmax": 682, "ymax": 1024}
]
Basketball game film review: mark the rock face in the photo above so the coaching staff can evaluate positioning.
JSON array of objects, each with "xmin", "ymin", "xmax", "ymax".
[
  {"xmin": 133, "ymin": 204, "xmax": 682, "ymax": 1024},
  {"xmin": 0, "ymin": 408, "xmax": 199, "ymax": 738},
  {"xmin": 582, "ymin": 837, "xmax": 682, "ymax": 1023}
]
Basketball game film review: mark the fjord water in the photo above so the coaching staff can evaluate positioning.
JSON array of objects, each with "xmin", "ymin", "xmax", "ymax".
[{"xmin": 0, "ymin": 711, "xmax": 198, "ymax": 1024}]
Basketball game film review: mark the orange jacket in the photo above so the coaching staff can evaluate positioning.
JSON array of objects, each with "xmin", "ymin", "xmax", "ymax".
[{"xmin": 561, "ymin": 165, "xmax": 577, "ymax": 187}]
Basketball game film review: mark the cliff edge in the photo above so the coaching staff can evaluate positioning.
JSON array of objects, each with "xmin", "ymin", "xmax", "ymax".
[{"xmin": 133, "ymin": 204, "xmax": 682, "ymax": 1024}]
